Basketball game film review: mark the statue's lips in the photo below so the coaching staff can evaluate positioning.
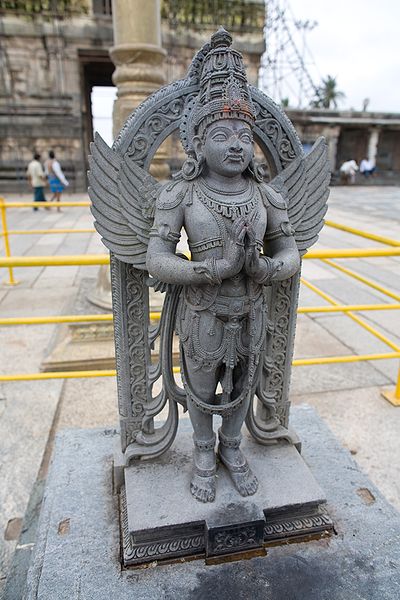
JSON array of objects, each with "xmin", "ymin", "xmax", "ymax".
[{"xmin": 224, "ymin": 154, "xmax": 244, "ymax": 162}]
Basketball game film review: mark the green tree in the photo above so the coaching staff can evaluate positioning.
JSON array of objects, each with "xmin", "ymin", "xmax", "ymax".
[{"xmin": 311, "ymin": 75, "xmax": 345, "ymax": 109}]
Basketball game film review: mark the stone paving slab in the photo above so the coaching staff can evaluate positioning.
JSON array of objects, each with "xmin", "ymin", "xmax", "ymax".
[{"xmin": 292, "ymin": 388, "xmax": 400, "ymax": 510}]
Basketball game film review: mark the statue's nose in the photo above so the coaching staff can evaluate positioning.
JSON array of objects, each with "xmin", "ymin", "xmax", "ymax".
[{"xmin": 230, "ymin": 136, "xmax": 241, "ymax": 151}]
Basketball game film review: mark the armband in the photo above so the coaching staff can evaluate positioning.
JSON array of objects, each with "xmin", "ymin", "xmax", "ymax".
[
  {"xmin": 149, "ymin": 224, "xmax": 181, "ymax": 244},
  {"xmin": 264, "ymin": 221, "xmax": 295, "ymax": 241}
]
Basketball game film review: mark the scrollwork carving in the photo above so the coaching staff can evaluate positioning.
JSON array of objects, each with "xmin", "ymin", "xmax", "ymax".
[{"xmin": 213, "ymin": 526, "xmax": 258, "ymax": 553}]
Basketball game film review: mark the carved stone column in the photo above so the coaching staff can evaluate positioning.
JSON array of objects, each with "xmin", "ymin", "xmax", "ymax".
[
  {"xmin": 367, "ymin": 127, "xmax": 380, "ymax": 165},
  {"xmin": 110, "ymin": 0, "xmax": 169, "ymax": 179}
]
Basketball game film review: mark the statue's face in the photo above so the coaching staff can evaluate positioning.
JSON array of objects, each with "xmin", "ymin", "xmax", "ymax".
[{"xmin": 201, "ymin": 119, "xmax": 254, "ymax": 178}]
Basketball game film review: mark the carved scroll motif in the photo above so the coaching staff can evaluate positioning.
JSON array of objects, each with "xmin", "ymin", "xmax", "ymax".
[{"xmin": 125, "ymin": 266, "xmax": 147, "ymax": 442}]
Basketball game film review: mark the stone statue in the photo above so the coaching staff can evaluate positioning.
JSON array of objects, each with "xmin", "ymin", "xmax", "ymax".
[{"xmin": 89, "ymin": 29, "xmax": 329, "ymax": 506}]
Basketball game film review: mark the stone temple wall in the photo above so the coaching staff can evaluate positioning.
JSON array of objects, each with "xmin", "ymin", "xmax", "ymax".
[
  {"xmin": 0, "ymin": 14, "xmax": 114, "ymax": 192},
  {"xmin": 0, "ymin": 10, "xmax": 265, "ymax": 192}
]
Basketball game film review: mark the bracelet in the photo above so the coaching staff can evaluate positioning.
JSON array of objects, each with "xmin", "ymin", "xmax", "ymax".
[
  {"xmin": 193, "ymin": 257, "xmax": 222, "ymax": 285},
  {"xmin": 255, "ymin": 256, "xmax": 283, "ymax": 285}
]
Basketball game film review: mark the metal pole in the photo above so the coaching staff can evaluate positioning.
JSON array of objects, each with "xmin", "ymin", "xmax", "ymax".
[
  {"xmin": 0, "ymin": 197, "xmax": 17, "ymax": 285},
  {"xmin": 382, "ymin": 365, "xmax": 400, "ymax": 407}
]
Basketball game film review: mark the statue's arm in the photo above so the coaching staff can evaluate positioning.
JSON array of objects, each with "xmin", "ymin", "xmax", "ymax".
[
  {"xmin": 263, "ymin": 203, "xmax": 300, "ymax": 282},
  {"xmin": 146, "ymin": 187, "xmax": 244, "ymax": 285},
  {"xmin": 246, "ymin": 200, "xmax": 300, "ymax": 285}
]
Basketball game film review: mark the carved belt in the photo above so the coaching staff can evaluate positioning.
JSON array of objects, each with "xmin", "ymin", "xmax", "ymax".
[{"xmin": 213, "ymin": 295, "xmax": 250, "ymax": 317}]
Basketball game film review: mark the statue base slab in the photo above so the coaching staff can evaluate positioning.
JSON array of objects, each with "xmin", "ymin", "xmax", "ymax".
[
  {"xmin": 13, "ymin": 407, "xmax": 400, "ymax": 600},
  {"xmin": 119, "ymin": 424, "xmax": 333, "ymax": 566}
]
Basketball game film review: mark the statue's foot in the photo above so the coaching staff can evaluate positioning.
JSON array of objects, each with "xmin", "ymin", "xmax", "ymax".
[
  {"xmin": 218, "ymin": 430, "xmax": 258, "ymax": 497},
  {"xmin": 191, "ymin": 435, "xmax": 217, "ymax": 503}
]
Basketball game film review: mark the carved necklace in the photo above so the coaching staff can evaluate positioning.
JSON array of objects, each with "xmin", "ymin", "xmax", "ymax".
[{"xmin": 196, "ymin": 177, "xmax": 257, "ymax": 221}]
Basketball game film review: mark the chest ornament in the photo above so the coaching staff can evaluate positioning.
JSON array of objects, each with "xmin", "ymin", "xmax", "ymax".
[{"xmin": 195, "ymin": 178, "xmax": 258, "ymax": 220}]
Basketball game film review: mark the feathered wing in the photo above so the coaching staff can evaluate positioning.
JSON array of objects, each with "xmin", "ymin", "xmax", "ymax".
[
  {"xmin": 271, "ymin": 136, "xmax": 330, "ymax": 255},
  {"xmin": 88, "ymin": 132, "xmax": 161, "ymax": 267}
]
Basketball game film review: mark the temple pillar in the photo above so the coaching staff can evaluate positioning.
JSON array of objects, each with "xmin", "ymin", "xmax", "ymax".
[
  {"xmin": 367, "ymin": 127, "xmax": 380, "ymax": 165},
  {"xmin": 110, "ymin": 0, "xmax": 169, "ymax": 180},
  {"xmin": 326, "ymin": 125, "xmax": 341, "ymax": 171},
  {"xmin": 90, "ymin": 0, "xmax": 169, "ymax": 314}
]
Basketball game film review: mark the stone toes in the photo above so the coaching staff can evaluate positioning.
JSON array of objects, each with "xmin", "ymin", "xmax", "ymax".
[{"xmin": 190, "ymin": 479, "xmax": 215, "ymax": 503}]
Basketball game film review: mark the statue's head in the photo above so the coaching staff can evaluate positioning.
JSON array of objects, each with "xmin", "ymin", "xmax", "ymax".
[
  {"xmin": 194, "ymin": 118, "xmax": 254, "ymax": 178},
  {"xmin": 180, "ymin": 28, "xmax": 261, "ymax": 181}
]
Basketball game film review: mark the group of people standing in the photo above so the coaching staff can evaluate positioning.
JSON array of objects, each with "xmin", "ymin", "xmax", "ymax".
[{"xmin": 26, "ymin": 151, "xmax": 69, "ymax": 211}]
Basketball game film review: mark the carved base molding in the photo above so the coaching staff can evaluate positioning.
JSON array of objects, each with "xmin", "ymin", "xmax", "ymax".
[
  {"xmin": 118, "ymin": 430, "xmax": 333, "ymax": 567},
  {"xmin": 120, "ymin": 489, "xmax": 333, "ymax": 567}
]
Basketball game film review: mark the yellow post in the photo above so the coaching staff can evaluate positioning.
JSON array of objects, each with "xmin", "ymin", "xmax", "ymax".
[
  {"xmin": 381, "ymin": 365, "xmax": 400, "ymax": 407},
  {"xmin": 0, "ymin": 198, "xmax": 18, "ymax": 286}
]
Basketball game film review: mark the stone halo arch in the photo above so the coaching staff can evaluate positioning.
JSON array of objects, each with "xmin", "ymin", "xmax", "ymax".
[{"xmin": 113, "ymin": 79, "xmax": 303, "ymax": 181}]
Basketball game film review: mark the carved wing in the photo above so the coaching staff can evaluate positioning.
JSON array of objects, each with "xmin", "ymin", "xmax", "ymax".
[
  {"xmin": 270, "ymin": 136, "xmax": 330, "ymax": 255},
  {"xmin": 88, "ymin": 132, "xmax": 162, "ymax": 267}
]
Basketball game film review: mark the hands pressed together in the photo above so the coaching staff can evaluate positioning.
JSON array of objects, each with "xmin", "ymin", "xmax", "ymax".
[{"xmin": 221, "ymin": 217, "xmax": 282, "ymax": 284}]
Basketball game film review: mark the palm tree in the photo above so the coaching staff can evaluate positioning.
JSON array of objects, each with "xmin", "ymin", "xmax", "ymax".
[{"xmin": 311, "ymin": 75, "xmax": 345, "ymax": 109}]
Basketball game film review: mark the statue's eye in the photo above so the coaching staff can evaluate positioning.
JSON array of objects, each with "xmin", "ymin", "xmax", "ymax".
[
  {"xmin": 240, "ymin": 133, "xmax": 253, "ymax": 143},
  {"xmin": 212, "ymin": 132, "xmax": 228, "ymax": 141}
]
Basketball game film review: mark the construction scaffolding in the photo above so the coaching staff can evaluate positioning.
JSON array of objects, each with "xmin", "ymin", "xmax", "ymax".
[{"xmin": 260, "ymin": 0, "xmax": 320, "ymax": 108}]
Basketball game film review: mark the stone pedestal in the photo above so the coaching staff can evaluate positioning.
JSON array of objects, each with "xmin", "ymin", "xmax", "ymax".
[
  {"xmin": 119, "ymin": 430, "xmax": 332, "ymax": 566},
  {"xmin": 14, "ymin": 407, "xmax": 400, "ymax": 600}
]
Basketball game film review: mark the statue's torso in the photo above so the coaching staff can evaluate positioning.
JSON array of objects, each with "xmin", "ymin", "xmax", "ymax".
[{"xmin": 183, "ymin": 178, "xmax": 267, "ymax": 297}]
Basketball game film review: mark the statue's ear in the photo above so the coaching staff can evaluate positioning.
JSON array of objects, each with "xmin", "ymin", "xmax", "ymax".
[{"xmin": 193, "ymin": 135, "xmax": 203, "ymax": 160}]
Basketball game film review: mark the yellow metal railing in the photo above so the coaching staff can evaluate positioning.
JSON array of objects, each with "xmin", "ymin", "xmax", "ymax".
[
  {"xmin": 1, "ymin": 198, "xmax": 399, "ymax": 405},
  {"xmin": 1, "ymin": 247, "xmax": 400, "ymax": 272},
  {"xmin": 0, "ymin": 198, "xmax": 17, "ymax": 285},
  {"xmin": 0, "ymin": 198, "xmax": 93, "ymax": 285},
  {"xmin": 325, "ymin": 220, "xmax": 400, "ymax": 247},
  {"xmin": 0, "ymin": 304, "xmax": 399, "ymax": 327}
]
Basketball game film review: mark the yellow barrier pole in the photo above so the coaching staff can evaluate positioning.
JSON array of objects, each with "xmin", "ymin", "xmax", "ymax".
[
  {"xmin": 0, "ymin": 198, "xmax": 18, "ymax": 286},
  {"xmin": 381, "ymin": 366, "xmax": 400, "ymax": 407},
  {"xmin": 0, "ymin": 304, "xmax": 399, "ymax": 327},
  {"xmin": 0, "ymin": 311, "xmax": 161, "ymax": 325},
  {"xmin": 299, "ymin": 303, "xmax": 400, "ymax": 313},
  {"xmin": 1, "ymin": 352, "xmax": 400, "ymax": 382},
  {"xmin": 322, "ymin": 259, "xmax": 400, "ymax": 302},
  {"xmin": 0, "ymin": 369, "xmax": 117, "ymax": 382},
  {"xmin": 304, "ymin": 248, "xmax": 400, "ymax": 259},
  {"xmin": 1, "ymin": 248, "xmax": 400, "ymax": 271},
  {"xmin": 0, "ymin": 228, "xmax": 96, "ymax": 236},
  {"xmin": 302, "ymin": 278, "xmax": 400, "ymax": 406},
  {"xmin": 3, "ymin": 201, "xmax": 90, "ymax": 208},
  {"xmin": 0, "ymin": 254, "xmax": 109, "ymax": 267},
  {"xmin": 301, "ymin": 278, "xmax": 400, "ymax": 353},
  {"xmin": 325, "ymin": 220, "xmax": 400, "ymax": 247}
]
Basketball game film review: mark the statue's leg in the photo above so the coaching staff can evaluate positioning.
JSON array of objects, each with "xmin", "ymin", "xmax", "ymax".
[
  {"xmin": 184, "ymin": 354, "xmax": 219, "ymax": 503},
  {"xmin": 218, "ymin": 363, "xmax": 258, "ymax": 497}
]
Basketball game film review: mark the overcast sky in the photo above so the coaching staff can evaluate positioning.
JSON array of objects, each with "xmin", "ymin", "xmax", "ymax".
[
  {"xmin": 92, "ymin": 0, "xmax": 400, "ymax": 144},
  {"xmin": 285, "ymin": 0, "xmax": 400, "ymax": 112}
]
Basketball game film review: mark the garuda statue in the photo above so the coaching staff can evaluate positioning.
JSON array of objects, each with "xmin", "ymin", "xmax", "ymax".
[{"xmin": 89, "ymin": 28, "xmax": 329, "ymax": 505}]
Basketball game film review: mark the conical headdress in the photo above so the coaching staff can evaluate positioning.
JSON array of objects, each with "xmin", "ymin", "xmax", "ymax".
[{"xmin": 181, "ymin": 28, "xmax": 256, "ymax": 153}]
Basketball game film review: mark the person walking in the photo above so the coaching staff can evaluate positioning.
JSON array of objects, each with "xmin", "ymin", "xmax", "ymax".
[
  {"xmin": 45, "ymin": 150, "xmax": 69, "ymax": 211},
  {"xmin": 26, "ymin": 152, "xmax": 47, "ymax": 211}
]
